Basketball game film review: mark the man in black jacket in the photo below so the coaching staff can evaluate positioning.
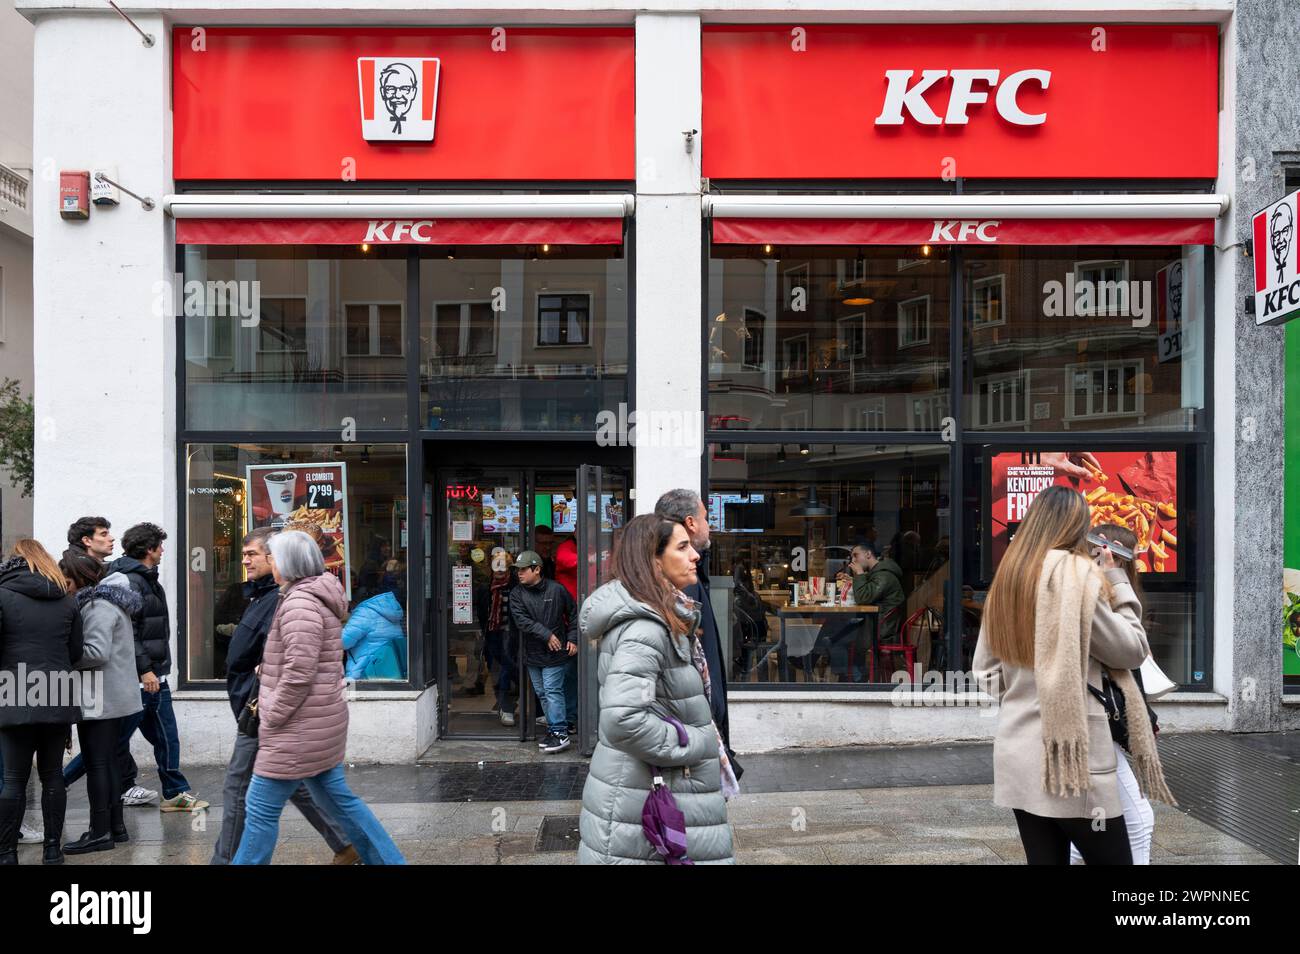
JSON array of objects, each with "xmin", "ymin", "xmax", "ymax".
[
  {"xmin": 210, "ymin": 528, "xmax": 353, "ymax": 864},
  {"xmin": 109, "ymin": 523, "xmax": 208, "ymax": 813},
  {"xmin": 508, "ymin": 550, "xmax": 577, "ymax": 753},
  {"xmin": 655, "ymin": 489, "xmax": 742, "ymax": 779}
]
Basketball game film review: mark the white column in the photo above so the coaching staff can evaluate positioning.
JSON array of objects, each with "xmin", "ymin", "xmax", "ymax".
[
  {"xmin": 32, "ymin": 13, "xmax": 175, "ymax": 644},
  {"xmin": 634, "ymin": 13, "xmax": 703, "ymax": 511}
]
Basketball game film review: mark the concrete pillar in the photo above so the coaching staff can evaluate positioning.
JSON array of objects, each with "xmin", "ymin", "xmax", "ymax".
[{"xmin": 633, "ymin": 13, "xmax": 703, "ymax": 510}]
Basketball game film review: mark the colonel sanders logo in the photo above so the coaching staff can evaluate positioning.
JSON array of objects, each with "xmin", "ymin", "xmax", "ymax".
[
  {"xmin": 1271, "ymin": 203, "xmax": 1294, "ymax": 284},
  {"xmin": 357, "ymin": 57, "xmax": 440, "ymax": 142}
]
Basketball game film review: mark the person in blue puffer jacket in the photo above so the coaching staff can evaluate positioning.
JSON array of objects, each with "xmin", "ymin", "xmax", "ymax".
[{"xmin": 341, "ymin": 563, "xmax": 407, "ymax": 681}]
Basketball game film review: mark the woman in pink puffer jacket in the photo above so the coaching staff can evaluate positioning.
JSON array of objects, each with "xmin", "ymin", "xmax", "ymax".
[{"xmin": 231, "ymin": 531, "xmax": 405, "ymax": 865}]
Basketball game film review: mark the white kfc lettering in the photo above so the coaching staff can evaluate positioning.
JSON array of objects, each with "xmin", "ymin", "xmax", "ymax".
[
  {"xmin": 390, "ymin": 222, "xmax": 412, "ymax": 242},
  {"xmin": 363, "ymin": 221, "xmax": 392, "ymax": 242},
  {"xmin": 875, "ymin": 69, "xmax": 1051, "ymax": 126},
  {"xmin": 410, "ymin": 220, "xmax": 433, "ymax": 241},
  {"xmin": 927, "ymin": 220, "xmax": 1001, "ymax": 243}
]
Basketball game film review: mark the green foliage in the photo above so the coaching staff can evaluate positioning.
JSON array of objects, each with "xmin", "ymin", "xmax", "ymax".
[{"xmin": 0, "ymin": 378, "xmax": 34, "ymax": 497}]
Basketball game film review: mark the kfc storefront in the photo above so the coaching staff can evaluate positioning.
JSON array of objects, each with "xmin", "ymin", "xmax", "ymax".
[
  {"xmin": 29, "ymin": 13, "xmax": 1246, "ymax": 762},
  {"xmin": 696, "ymin": 24, "xmax": 1229, "ymax": 748}
]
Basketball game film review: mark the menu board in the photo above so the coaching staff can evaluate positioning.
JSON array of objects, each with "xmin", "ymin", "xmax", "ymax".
[
  {"xmin": 247, "ymin": 461, "xmax": 351, "ymax": 598},
  {"xmin": 482, "ymin": 491, "xmax": 521, "ymax": 534},
  {"xmin": 990, "ymin": 451, "xmax": 1179, "ymax": 576}
]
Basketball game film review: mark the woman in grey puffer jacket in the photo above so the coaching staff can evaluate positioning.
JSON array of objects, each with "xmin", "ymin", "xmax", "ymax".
[{"xmin": 578, "ymin": 514, "xmax": 735, "ymax": 865}]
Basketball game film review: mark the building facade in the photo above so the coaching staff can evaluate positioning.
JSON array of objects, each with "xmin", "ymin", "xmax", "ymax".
[{"xmin": 18, "ymin": 0, "xmax": 1299, "ymax": 764}]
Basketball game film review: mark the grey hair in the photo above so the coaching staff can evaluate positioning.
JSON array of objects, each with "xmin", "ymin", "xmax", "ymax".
[
  {"xmin": 654, "ymin": 488, "xmax": 704, "ymax": 524},
  {"xmin": 268, "ymin": 529, "xmax": 324, "ymax": 583}
]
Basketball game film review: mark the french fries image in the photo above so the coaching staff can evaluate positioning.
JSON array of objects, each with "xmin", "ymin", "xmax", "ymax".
[
  {"xmin": 1153, "ymin": 560, "xmax": 1165, "ymax": 573},
  {"xmin": 1161, "ymin": 528, "xmax": 1177, "ymax": 547},
  {"xmin": 1158, "ymin": 502, "xmax": 1177, "ymax": 519},
  {"xmin": 1149, "ymin": 540, "xmax": 1168, "ymax": 560},
  {"xmin": 1085, "ymin": 486, "xmax": 1108, "ymax": 504},
  {"xmin": 1136, "ymin": 561, "xmax": 1148, "ymax": 573}
]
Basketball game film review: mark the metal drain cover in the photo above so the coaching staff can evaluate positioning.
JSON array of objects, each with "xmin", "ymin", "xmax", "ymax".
[{"xmin": 535, "ymin": 814, "xmax": 582, "ymax": 852}]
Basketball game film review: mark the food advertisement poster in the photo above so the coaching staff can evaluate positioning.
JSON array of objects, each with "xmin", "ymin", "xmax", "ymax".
[
  {"xmin": 482, "ymin": 491, "xmax": 521, "ymax": 534},
  {"xmin": 989, "ymin": 451, "xmax": 1179, "ymax": 576},
  {"xmin": 247, "ymin": 462, "xmax": 350, "ymax": 599}
]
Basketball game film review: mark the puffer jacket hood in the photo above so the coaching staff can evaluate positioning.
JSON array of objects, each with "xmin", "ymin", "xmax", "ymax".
[
  {"xmin": 0, "ymin": 556, "xmax": 68, "ymax": 601},
  {"xmin": 577, "ymin": 579, "xmax": 734, "ymax": 865},
  {"xmin": 875, "ymin": 557, "xmax": 904, "ymax": 582},
  {"xmin": 293, "ymin": 571, "xmax": 348, "ymax": 621},
  {"xmin": 75, "ymin": 571, "xmax": 142, "ymax": 615}
]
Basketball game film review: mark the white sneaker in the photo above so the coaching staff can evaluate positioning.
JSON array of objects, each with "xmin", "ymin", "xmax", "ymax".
[
  {"xmin": 122, "ymin": 786, "xmax": 159, "ymax": 806},
  {"xmin": 17, "ymin": 823, "xmax": 43, "ymax": 843},
  {"xmin": 500, "ymin": 710, "xmax": 516, "ymax": 727}
]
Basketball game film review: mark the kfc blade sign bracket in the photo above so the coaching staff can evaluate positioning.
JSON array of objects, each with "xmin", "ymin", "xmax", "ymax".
[{"xmin": 1253, "ymin": 190, "xmax": 1300, "ymax": 327}]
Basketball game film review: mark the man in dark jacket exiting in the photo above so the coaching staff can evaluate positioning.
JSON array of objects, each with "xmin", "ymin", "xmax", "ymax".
[
  {"xmin": 509, "ymin": 550, "xmax": 577, "ymax": 753},
  {"xmin": 109, "ymin": 523, "xmax": 208, "ymax": 813},
  {"xmin": 210, "ymin": 528, "xmax": 354, "ymax": 864},
  {"xmin": 655, "ymin": 489, "xmax": 741, "ymax": 779}
]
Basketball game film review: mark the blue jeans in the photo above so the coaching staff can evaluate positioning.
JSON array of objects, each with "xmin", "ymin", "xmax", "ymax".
[
  {"xmin": 527, "ymin": 658, "xmax": 577, "ymax": 732},
  {"xmin": 231, "ymin": 763, "xmax": 405, "ymax": 865},
  {"xmin": 128, "ymin": 684, "xmax": 190, "ymax": 798}
]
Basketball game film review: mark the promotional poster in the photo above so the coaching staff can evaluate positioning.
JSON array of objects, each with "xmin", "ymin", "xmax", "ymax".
[
  {"xmin": 246, "ymin": 461, "xmax": 352, "ymax": 599},
  {"xmin": 989, "ymin": 450, "xmax": 1179, "ymax": 575}
]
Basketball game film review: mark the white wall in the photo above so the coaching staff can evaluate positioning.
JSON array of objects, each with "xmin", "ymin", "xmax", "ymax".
[
  {"xmin": 31, "ymin": 12, "xmax": 175, "ymax": 622},
  {"xmin": 633, "ymin": 13, "xmax": 705, "ymax": 510}
]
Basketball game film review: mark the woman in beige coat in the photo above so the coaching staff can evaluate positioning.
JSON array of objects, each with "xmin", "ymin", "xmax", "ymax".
[
  {"xmin": 231, "ymin": 531, "xmax": 405, "ymax": 865},
  {"xmin": 974, "ymin": 486, "xmax": 1175, "ymax": 865}
]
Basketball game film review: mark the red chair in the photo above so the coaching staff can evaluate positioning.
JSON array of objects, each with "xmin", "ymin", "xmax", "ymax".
[
  {"xmin": 877, "ymin": 606, "xmax": 934, "ymax": 683},
  {"xmin": 866, "ymin": 606, "xmax": 903, "ymax": 682}
]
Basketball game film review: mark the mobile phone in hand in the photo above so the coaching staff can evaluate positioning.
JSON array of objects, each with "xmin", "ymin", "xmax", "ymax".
[{"xmin": 1086, "ymin": 530, "xmax": 1134, "ymax": 562}]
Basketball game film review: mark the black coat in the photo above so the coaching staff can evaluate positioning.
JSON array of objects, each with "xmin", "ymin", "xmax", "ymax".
[
  {"xmin": 108, "ymin": 556, "xmax": 171, "ymax": 678},
  {"xmin": 508, "ymin": 578, "xmax": 577, "ymax": 668},
  {"xmin": 685, "ymin": 558, "xmax": 740, "ymax": 777},
  {"xmin": 0, "ymin": 557, "xmax": 84, "ymax": 727},
  {"xmin": 224, "ymin": 575, "xmax": 280, "ymax": 719}
]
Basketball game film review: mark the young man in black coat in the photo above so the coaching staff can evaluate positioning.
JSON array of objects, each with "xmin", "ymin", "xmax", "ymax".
[
  {"xmin": 108, "ymin": 523, "xmax": 208, "ymax": 813},
  {"xmin": 209, "ymin": 528, "xmax": 353, "ymax": 864},
  {"xmin": 508, "ymin": 550, "xmax": 577, "ymax": 753},
  {"xmin": 655, "ymin": 489, "xmax": 742, "ymax": 779}
]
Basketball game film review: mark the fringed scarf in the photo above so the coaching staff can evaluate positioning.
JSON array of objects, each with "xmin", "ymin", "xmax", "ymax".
[
  {"xmin": 487, "ymin": 573, "xmax": 510, "ymax": 632},
  {"xmin": 1034, "ymin": 549, "xmax": 1175, "ymax": 806}
]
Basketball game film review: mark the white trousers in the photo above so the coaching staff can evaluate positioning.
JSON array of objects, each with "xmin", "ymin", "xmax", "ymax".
[{"xmin": 1070, "ymin": 741, "xmax": 1155, "ymax": 865}]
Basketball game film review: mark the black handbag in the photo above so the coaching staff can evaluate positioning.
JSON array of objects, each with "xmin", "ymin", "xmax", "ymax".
[
  {"xmin": 1087, "ymin": 672, "xmax": 1128, "ymax": 752},
  {"xmin": 237, "ymin": 679, "xmax": 260, "ymax": 738}
]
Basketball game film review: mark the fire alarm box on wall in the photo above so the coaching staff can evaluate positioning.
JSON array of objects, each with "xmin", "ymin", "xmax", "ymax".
[{"xmin": 59, "ymin": 170, "xmax": 90, "ymax": 219}]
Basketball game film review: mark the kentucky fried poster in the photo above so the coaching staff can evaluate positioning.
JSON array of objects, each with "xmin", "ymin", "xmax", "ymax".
[{"xmin": 990, "ymin": 450, "xmax": 1179, "ymax": 575}]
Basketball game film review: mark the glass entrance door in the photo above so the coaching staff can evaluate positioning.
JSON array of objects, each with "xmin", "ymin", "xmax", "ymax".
[
  {"xmin": 576, "ymin": 465, "xmax": 628, "ymax": 755},
  {"xmin": 439, "ymin": 468, "xmax": 526, "ymax": 738}
]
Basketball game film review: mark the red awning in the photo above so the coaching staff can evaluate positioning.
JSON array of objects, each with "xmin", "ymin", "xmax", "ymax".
[
  {"xmin": 711, "ymin": 217, "xmax": 1214, "ymax": 246},
  {"xmin": 176, "ymin": 217, "xmax": 624, "ymax": 246}
]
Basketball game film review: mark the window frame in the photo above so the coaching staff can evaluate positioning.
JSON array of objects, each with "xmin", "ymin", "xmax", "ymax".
[
  {"xmin": 1063, "ymin": 358, "xmax": 1145, "ymax": 423},
  {"xmin": 970, "ymin": 272, "xmax": 1007, "ymax": 329},
  {"xmin": 343, "ymin": 299, "xmax": 407, "ymax": 358},
  {"xmin": 897, "ymin": 294, "xmax": 932, "ymax": 349},
  {"xmin": 535, "ymin": 290, "xmax": 593, "ymax": 348}
]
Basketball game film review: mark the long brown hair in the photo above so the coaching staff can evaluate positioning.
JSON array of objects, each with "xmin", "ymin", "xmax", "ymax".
[
  {"xmin": 608, "ymin": 514, "xmax": 690, "ymax": 636},
  {"xmin": 983, "ymin": 486, "xmax": 1106, "ymax": 667},
  {"xmin": 12, "ymin": 539, "xmax": 71, "ymax": 592},
  {"xmin": 60, "ymin": 547, "xmax": 105, "ymax": 592}
]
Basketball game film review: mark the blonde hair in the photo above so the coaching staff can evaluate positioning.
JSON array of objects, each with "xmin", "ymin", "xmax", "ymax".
[
  {"xmin": 983, "ymin": 486, "xmax": 1108, "ymax": 667},
  {"xmin": 12, "ymin": 538, "xmax": 71, "ymax": 591}
]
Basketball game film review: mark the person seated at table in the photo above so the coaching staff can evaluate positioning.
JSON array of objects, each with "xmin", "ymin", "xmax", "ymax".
[{"xmin": 839, "ymin": 544, "xmax": 905, "ymax": 643}]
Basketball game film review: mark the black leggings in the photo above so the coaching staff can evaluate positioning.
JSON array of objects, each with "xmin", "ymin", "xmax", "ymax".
[
  {"xmin": 1013, "ymin": 809, "xmax": 1133, "ymax": 865},
  {"xmin": 78, "ymin": 718, "xmax": 125, "ymax": 838},
  {"xmin": 0, "ymin": 724, "xmax": 69, "ymax": 851}
]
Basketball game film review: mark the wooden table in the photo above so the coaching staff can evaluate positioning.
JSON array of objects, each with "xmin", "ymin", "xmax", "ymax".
[{"xmin": 770, "ymin": 603, "xmax": 880, "ymax": 682}]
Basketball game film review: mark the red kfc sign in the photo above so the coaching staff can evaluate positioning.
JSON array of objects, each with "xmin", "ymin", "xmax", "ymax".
[
  {"xmin": 702, "ymin": 24, "xmax": 1218, "ymax": 179},
  {"xmin": 173, "ymin": 28, "xmax": 633, "ymax": 181}
]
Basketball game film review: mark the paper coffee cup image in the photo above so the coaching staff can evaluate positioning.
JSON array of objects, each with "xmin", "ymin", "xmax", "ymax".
[{"xmin": 264, "ymin": 471, "xmax": 297, "ymax": 515}]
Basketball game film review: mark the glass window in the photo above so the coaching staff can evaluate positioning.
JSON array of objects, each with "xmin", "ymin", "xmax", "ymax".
[
  {"xmin": 708, "ymin": 246, "xmax": 951, "ymax": 431},
  {"xmin": 963, "ymin": 443, "xmax": 1207, "ymax": 687},
  {"xmin": 963, "ymin": 246, "xmax": 1207, "ymax": 431},
  {"xmin": 181, "ymin": 245, "xmax": 408, "ymax": 430},
  {"xmin": 184, "ymin": 442, "xmax": 409, "ymax": 683},
  {"xmin": 707, "ymin": 442, "xmax": 953, "ymax": 685},
  {"xmin": 420, "ymin": 246, "xmax": 629, "ymax": 431}
]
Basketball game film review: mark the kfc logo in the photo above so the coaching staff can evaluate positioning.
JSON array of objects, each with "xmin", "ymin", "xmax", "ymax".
[
  {"xmin": 874, "ymin": 69, "xmax": 1051, "ymax": 127},
  {"xmin": 1252, "ymin": 191, "xmax": 1300, "ymax": 327},
  {"xmin": 357, "ymin": 57, "xmax": 440, "ymax": 142},
  {"xmin": 928, "ymin": 219, "xmax": 1000, "ymax": 243}
]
